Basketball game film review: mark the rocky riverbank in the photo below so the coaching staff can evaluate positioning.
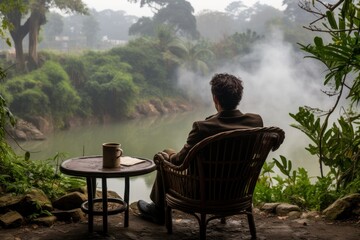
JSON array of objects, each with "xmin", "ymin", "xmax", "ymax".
[
  {"xmin": 1, "ymin": 197, "xmax": 360, "ymax": 240},
  {"xmin": 1, "ymin": 183, "xmax": 359, "ymax": 233},
  {"xmin": 6, "ymin": 98, "xmax": 194, "ymax": 141}
]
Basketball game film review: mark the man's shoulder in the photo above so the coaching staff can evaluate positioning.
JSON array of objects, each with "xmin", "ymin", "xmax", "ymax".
[
  {"xmin": 243, "ymin": 112, "xmax": 262, "ymax": 119},
  {"xmin": 205, "ymin": 113, "xmax": 216, "ymax": 120},
  {"xmin": 241, "ymin": 112, "xmax": 263, "ymax": 127},
  {"xmin": 205, "ymin": 110, "xmax": 262, "ymax": 121},
  {"xmin": 197, "ymin": 111, "xmax": 263, "ymax": 127}
]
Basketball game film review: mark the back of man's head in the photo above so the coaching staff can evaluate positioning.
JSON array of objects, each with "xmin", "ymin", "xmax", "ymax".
[{"xmin": 210, "ymin": 73, "xmax": 243, "ymax": 110}]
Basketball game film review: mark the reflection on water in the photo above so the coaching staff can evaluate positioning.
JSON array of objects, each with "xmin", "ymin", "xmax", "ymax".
[
  {"xmin": 16, "ymin": 112, "xmax": 209, "ymax": 160},
  {"xmin": 11, "ymin": 110, "xmax": 212, "ymax": 203},
  {"xmin": 11, "ymin": 109, "xmax": 321, "ymax": 203}
]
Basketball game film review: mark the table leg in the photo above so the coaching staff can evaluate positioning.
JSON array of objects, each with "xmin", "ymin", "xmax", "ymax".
[
  {"xmin": 102, "ymin": 177, "xmax": 108, "ymax": 234},
  {"xmin": 91, "ymin": 178, "xmax": 96, "ymax": 198},
  {"xmin": 86, "ymin": 177, "xmax": 94, "ymax": 232},
  {"xmin": 124, "ymin": 176, "xmax": 130, "ymax": 227}
]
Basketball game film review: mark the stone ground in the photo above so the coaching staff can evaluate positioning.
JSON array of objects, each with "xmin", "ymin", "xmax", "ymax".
[{"xmin": 0, "ymin": 202, "xmax": 359, "ymax": 240}]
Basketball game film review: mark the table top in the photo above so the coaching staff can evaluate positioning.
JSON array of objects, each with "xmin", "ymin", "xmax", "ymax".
[{"xmin": 60, "ymin": 155, "xmax": 156, "ymax": 178}]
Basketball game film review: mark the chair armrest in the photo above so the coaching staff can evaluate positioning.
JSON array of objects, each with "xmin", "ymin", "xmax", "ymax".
[
  {"xmin": 153, "ymin": 152, "xmax": 168, "ymax": 166},
  {"xmin": 155, "ymin": 152, "xmax": 195, "ymax": 199},
  {"xmin": 154, "ymin": 152, "xmax": 189, "ymax": 171},
  {"xmin": 271, "ymin": 128, "xmax": 285, "ymax": 151}
]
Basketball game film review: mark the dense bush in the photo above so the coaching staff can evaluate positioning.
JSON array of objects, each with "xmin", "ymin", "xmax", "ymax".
[
  {"xmin": 82, "ymin": 51, "xmax": 139, "ymax": 118},
  {"xmin": 1, "ymin": 61, "xmax": 81, "ymax": 128},
  {"xmin": 254, "ymin": 158, "xmax": 339, "ymax": 211},
  {"xmin": 110, "ymin": 38, "xmax": 170, "ymax": 91},
  {"xmin": 0, "ymin": 152, "xmax": 85, "ymax": 200},
  {"xmin": 1, "ymin": 91, "xmax": 84, "ymax": 201}
]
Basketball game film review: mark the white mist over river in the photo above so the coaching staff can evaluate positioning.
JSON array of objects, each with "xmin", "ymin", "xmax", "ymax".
[
  {"xmin": 12, "ymin": 32, "xmax": 333, "ymax": 203},
  {"xmin": 177, "ymin": 31, "xmax": 333, "ymax": 177}
]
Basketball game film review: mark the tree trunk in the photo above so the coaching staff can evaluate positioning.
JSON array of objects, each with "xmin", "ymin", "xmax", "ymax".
[
  {"xmin": 28, "ymin": 10, "xmax": 45, "ymax": 70},
  {"xmin": 11, "ymin": 34, "xmax": 25, "ymax": 71},
  {"xmin": 7, "ymin": 10, "xmax": 29, "ymax": 72}
]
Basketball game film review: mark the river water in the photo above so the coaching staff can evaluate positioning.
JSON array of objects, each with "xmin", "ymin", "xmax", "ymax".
[{"xmin": 11, "ymin": 109, "xmax": 321, "ymax": 203}]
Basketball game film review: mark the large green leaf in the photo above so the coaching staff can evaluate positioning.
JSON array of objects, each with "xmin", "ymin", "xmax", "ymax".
[
  {"xmin": 326, "ymin": 11, "xmax": 338, "ymax": 29},
  {"xmin": 314, "ymin": 36, "xmax": 324, "ymax": 48}
]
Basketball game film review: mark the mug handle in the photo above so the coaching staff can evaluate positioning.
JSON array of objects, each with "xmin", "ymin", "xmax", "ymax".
[{"xmin": 116, "ymin": 148, "xmax": 123, "ymax": 158}]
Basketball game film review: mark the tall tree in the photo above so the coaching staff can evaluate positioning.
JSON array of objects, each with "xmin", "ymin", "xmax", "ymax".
[
  {"xmin": 82, "ymin": 13, "xmax": 99, "ymax": 48},
  {"xmin": 196, "ymin": 11, "xmax": 235, "ymax": 42},
  {"xmin": 28, "ymin": 0, "xmax": 47, "ymax": 69},
  {"xmin": 94, "ymin": 9, "xmax": 138, "ymax": 41},
  {"xmin": 165, "ymin": 39, "xmax": 214, "ymax": 75},
  {"xmin": 43, "ymin": 12, "xmax": 64, "ymax": 42},
  {"xmin": 129, "ymin": 0, "xmax": 199, "ymax": 39},
  {"xmin": 1, "ymin": 0, "xmax": 88, "ymax": 71},
  {"xmin": 225, "ymin": 1, "xmax": 247, "ymax": 17},
  {"xmin": 212, "ymin": 30, "xmax": 263, "ymax": 63},
  {"xmin": 154, "ymin": 0, "xmax": 199, "ymax": 39},
  {"xmin": 128, "ymin": 0, "xmax": 168, "ymax": 9},
  {"xmin": 2, "ymin": 0, "xmax": 28, "ymax": 71},
  {"xmin": 0, "ymin": 0, "xmax": 23, "ymax": 45}
]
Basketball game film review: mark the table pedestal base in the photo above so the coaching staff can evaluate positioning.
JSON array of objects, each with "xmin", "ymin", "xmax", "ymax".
[{"xmin": 81, "ymin": 198, "xmax": 127, "ymax": 215}]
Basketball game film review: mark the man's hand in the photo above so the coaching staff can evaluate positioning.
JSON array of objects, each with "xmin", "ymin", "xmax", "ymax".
[
  {"xmin": 163, "ymin": 148, "xmax": 176, "ymax": 156},
  {"xmin": 153, "ymin": 151, "xmax": 170, "ymax": 165},
  {"xmin": 157, "ymin": 151, "xmax": 169, "ymax": 160}
]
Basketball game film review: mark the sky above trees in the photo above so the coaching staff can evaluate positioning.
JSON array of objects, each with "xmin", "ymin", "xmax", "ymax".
[{"xmin": 82, "ymin": 0, "xmax": 285, "ymax": 16}]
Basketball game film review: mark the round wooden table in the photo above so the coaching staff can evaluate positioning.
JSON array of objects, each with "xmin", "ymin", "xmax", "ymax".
[{"xmin": 60, "ymin": 155, "xmax": 156, "ymax": 234}]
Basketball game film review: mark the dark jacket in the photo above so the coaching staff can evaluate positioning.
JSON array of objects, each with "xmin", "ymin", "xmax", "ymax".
[{"xmin": 169, "ymin": 109, "xmax": 263, "ymax": 165}]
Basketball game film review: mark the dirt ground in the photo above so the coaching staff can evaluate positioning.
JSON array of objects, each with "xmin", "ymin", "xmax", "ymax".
[{"xmin": 0, "ymin": 202, "xmax": 359, "ymax": 240}]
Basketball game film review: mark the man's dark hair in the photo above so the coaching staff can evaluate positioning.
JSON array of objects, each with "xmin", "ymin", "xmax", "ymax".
[{"xmin": 210, "ymin": 73, "xmax": 243, "ymax": 110}]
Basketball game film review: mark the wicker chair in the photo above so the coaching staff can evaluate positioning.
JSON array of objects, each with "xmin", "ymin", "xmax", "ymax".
[{"xmin": 154, "ymin": 126, "xmax": 285, "ymax": 240}]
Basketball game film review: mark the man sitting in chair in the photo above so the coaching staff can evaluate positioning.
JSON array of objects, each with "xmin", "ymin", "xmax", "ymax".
[{"xmin": 137, "ymin": 73, "xmax": 263, "ymax": 224}]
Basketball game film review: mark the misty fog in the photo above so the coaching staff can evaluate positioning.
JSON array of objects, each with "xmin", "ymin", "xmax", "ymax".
[{"xmin": 177, "ymin": 30, "xmax": 333, "ymax": 176}]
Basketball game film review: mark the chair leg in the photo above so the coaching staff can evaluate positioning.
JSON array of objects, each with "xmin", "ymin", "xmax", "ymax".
[
  {"xmin": 200, "ymin": 214, "xmax": 207, "ymax": 240},
  {"xmin": 247, "ymin": 210, "xmax": 257, "ymax": 239},
  {"xmin": 165, "ymin": 206, "xmax": 172, "ymax": 234}
]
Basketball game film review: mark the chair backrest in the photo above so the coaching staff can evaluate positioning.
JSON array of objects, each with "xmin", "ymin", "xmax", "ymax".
[{"xmin": 163, "ymin": 127, "xmax": 285, "ymax": 204}]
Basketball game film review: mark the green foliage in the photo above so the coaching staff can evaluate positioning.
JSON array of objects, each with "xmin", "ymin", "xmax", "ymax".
[
  {"xmin": 253, "ymin": 161, "xmax": 284, "ymax": 203},
  {"xmin": 154, "ymin": 0, "xmax": 199, "ymax": 39},
  {"xmin": 282, "ymin": 0, "xmax": 360, "ymax": 208},
  {"xmin": 0, "ymin": 55, "xmax": 84, "ymax": 213},
  {"xmin": 212, "ymin": 30, "xmax": 263, "ymax": 63},
  {"xmin": 1, "ymin": 62, "xmax": 84, "ymax": 201},
  {"xmin": 0, "ymin": 151, "xmax": 85, "ymax": 200},
  {"xmin": 11, "ymin": 88, "xmax": 50, "ymax": 116},
  {"xmin": 299, "ymin": 1, "xmax": 360, "ymax": 105},
  {"xmin": 290, "ymin": 107, "xmax": 360, "ymax": 191},
  {"xmin": 61, "ymin": 55, "xmax": 87, "ymax": 89},
  {"xmin": 42, "ymin": 61, "xmax": 81, "ymax": 123},
  {"xmin": 0, "ymin": 0, "xmax": 25, "ymax": 45},
  {"xmin": 0, "ymin": 94, "xmax": 16, "ymax": 152},
  {"xmin": 110, "ymin": 38, "xmax": 169, "ymax": 90},
  {"xmin": 129, "ymin": 0, "xmax": 199, "ymax": 39},
  {"xmin": 129, "ymin": 17, "xmax": 156, "ymax": 36},
  {"xmin": 82, "ymin": 51, "xmax": 139, "ymax": 118},
  {"xmin": 254, "ymin": 156, "xmax": 340, "ymax": 211},
  {"xmin": 2, "ymin": 61, "xmax": 81, "ymax": 127},
  {"xmin": 164, "ymin": 38, "xmax": 214, "ymax": 75},
  {"xmin": 3, "ymin": 40, "xmax": 189, "ymax": 123}
]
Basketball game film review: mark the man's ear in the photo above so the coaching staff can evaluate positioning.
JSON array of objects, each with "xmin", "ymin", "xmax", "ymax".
[
  {"xmin": 212, "ymin": 95, "xmax": 218, "ymax": 104},
  {"xmin": 213, "ymin": 95, "xmax": 220, "ymax": 111}
]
